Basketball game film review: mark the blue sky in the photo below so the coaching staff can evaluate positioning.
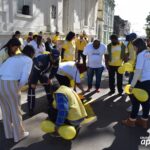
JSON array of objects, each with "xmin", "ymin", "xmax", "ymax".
[{"xmin": 114, "ymin": 0, "xmax": 150, "ymax": 36}]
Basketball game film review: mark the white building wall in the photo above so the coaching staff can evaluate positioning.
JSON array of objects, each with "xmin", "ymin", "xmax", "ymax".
[{"xmin": 0, "ymin": 0, "xmax": 98, "ymax": 46}]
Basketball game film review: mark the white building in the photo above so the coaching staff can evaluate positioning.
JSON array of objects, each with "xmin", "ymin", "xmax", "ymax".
[{"xmin": 0, "ymin": 0, "xmax": 98, "ymax": 46}]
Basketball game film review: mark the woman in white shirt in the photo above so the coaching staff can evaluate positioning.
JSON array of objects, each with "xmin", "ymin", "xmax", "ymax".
[
  {"xmin": 0, "ymin": 45, "xmax": 35, "ymax": 142},
  {"xmin": 35, "ymin": 35, "xmax": 46, "ymax": 57},
  {"xmin": 0, "ymin": 38, "xmax": 21, "ymax": 66},
  {"xmin": 122, "ymin": 38, "xmax": 150, "ymax": 129}
]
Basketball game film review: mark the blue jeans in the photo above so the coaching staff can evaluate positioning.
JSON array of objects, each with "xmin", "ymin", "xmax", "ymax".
[{"xmin": 87, "ymin": 67, "xmax": 104, "ymax": 89}]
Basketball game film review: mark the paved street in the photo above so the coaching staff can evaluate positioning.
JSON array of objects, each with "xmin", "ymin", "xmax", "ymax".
[{"xmin": 0, "ymin": 72, "xmax": 150, "ymax": 150}]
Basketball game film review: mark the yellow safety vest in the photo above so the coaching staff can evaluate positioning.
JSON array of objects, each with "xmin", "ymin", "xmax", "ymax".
[{"xmin": 53, "ymin": 86, "xmax": 87, "ymax": 121}]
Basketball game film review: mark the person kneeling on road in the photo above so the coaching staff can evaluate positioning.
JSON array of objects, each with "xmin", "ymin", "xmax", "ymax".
[{"xmin": 48, "ymin": 84, "xmax": 87, "ymax": 135}]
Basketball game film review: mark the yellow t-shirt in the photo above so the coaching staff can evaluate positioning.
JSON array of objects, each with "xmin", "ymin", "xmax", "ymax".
[
  {"xmin": 52, "ymin": 35, "xmax": 60, "ymax": 43},
  {"xmin": 62, "ymin": 41, "xmax": 76, "ymax": 61},
  {"xmin": 76, "ymin": 39, "xmax": 87, "ymax": 51},
  {"xmin": 108, "ymin": 44, "xmax": 123, "ymax": 66},
  {"xmin": 127, "ymin": 42, "xmax": 136, "ymax": 65}
]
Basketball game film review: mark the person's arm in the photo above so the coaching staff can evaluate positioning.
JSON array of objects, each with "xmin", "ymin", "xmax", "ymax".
[
  {"xmin": 131, "ymin": 69, "xmax": 142, "ymax": 87},
  {"xmin": 76, "ymin": 83, "xmax": 85, "ymax": 94},
  {"xmin": 131, "ymin": 53, "xmax": 144, "ymax": 88},
  {"xmin": 55, "ymin": 93, "xmax": 69, "ymax": 127},
  {"xmin": 104, "ymin": 54, "xmax": 109, "ymax": 70},
  {"xmin": 49, "ymin": 61, "xmax": 59, "ymax": 79},
  {"xmin": 19, "ymin": 59, "xmax": 33, "ymax": 88},
  {"xmin": 61, "ymin": 48, "xmax": 65, "ymax": 60}
]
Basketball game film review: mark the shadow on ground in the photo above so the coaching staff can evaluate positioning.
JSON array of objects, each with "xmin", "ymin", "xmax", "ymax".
[
  {"xmin": 0, "ymin": 92, "xmax": 149, "ymax": 150},
  {"xmin": 75, "ymin": 94, "xmax": 149, "ymax": 150}
]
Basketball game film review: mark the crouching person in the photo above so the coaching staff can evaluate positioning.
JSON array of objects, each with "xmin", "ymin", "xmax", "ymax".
[
  {"xmin": 48, "ymin": 84, "xmax": 87, "ymax": 133},
  {"xmin": 27, "ymin": 49, "xmax": 60, "ymax": 116}
]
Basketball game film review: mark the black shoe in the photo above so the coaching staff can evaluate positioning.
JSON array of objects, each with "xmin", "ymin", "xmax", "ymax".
[
  {"xmin": 118, "ymin": 92, "xmax": 123, "ymax": 96},
  {"xmin": 107, "ymin": 91, "xmax": 115, "ymax": 95}
]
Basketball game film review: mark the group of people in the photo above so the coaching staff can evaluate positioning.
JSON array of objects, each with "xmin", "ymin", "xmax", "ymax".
[{"xmin": 0, "ymin": 29, "xmax": 150, "ymax": 143}]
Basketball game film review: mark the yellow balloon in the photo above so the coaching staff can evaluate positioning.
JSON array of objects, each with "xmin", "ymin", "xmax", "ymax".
[
  {"xmin": 118, "ymin": 66, "xmax": 125, "ymax": 74},
  {"xmin": 132, "ymin": 88, "xmax": 149, "ymax": 102},
  {"xmin": 58, "ymin": 125, "xmax": 76, "ymax": 140},
  {"xmin": 70, "ymin": 80, "xmax": 74, "ymax": 87},
  {"xmin": 124, "ymin": 84, "xmax": 131, "ymax": 94},
  {"xmin": 124, "ymin": 85, "xmax": 149, "ymax": 102},
  {"xmin": 40, "ymin": 120, "xmax": 55, "ymax": 133},
  {"xmin": 42, "ymin": 51, "xmax": 50, "ymax": 55},
  {"xmin": 124, "ymin": 63, "xmax": 133, "ymax": 72},
  {"xmin": 52, "ymin": 100, "xmax": 57, "ymax": 109}
]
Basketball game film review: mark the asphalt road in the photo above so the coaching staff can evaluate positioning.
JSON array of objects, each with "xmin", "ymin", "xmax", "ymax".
[{"xmin": 0, "ymin": 72, "xmax": 150, "ymax": 150}]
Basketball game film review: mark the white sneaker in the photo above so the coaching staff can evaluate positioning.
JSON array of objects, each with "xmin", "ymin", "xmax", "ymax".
[
  {"xmin": 23, "ymin": 131, "xmax": 29, "ymax": 138},
  {"xmin": 14, "ymin": 131, "xmax": 29, "ymax": 143}
]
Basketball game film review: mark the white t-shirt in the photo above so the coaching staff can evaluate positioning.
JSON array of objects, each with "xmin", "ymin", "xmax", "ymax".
[
  {"xmin": 0, "ymin": 54, "xmax": 33, "ymax": 87},
  {"xmin": 83, "ymin": 43, "xmax": 106, "ymax": 68},
  {"xmin": 136, "ymin": 50, "xmax": 150, "ymax": 81},
  {"xmin": 57, "ymin": 61, "xmax": 81, "ymax": 83}
]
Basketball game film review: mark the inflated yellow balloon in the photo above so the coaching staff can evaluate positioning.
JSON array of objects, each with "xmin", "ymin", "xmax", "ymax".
[
  {"xmin": 124, "ymin": 84, "xmax": 131, "ymax": 94},
  {"xmin": 132, "ymin": 88, "xmax": 149, "ymax": 102},
  {"xmin": 70, "ymin": 80, "xmax": 74, "ymax": 87},
  {"xmin": 124, "ymin": 63, "xmax": 133, "ymax": 72},
  {"xmin": 118, "ymin": 66, "xmax": 125, "ymax": 74},
  {"xmin": 58, "ymin": 125, "xmax": 76, "ymax": 140},
  {"xmin": 42, "ymin": 51, "xmax": 50, "ymax": 54},
  {"xmin": 40, "ymin": 120, "xmax": 55, "ymax": 133},
  {"xmin": 52, "ymin": 100, "xmax": 57, "ymax": 109},
  {"xmin": 124, "ymin": 85, "xmax": 149, "ymax": 102}
]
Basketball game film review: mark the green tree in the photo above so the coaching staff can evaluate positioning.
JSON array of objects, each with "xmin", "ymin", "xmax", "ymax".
[{"xmin": 146, "ymin": 12, "xmax": 150, "ymax": 37}]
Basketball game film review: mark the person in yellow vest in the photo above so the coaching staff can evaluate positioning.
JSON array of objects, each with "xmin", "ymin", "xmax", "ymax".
[
  {"xmin": 105, "ymin": 34, "xmax": 126, "ymax": 96},
  {"xmin": 48, "ymin": 84, "xmax": 87, "ymax": 131},
  {"xmin": 82, "ymin": 30, "xmax": 89, "ymax": 43},
  {"xmin": 76, "ymin": 34, "xmax": 87, "ymax": 65},
  {"xmin": 52, "ymin": 31, "xmax": 60, "ymax": 45},
  {"xmin": 61, "ymin": 31, "xmax": 76, "ymax": 62},
  {"xmin": 125, "ymin": 33, "xmax": 137, "ymax": 83}
]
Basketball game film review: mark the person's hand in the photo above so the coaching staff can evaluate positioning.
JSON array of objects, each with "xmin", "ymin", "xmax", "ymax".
[
  {"xmin": 42, "ymin": 79, "xmax": 51, "ymax": 85},
  {"xmin": 47, "ymin": 79, "xmax": 51, "ymax": 85},
  {"xmin": 129, "ymin": 87, "xmax": 133, "ymax": 93}
]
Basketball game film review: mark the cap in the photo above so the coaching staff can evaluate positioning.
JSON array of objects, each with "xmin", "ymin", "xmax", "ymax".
[{"xmin": 129, "ymin": 33, "xmax": 137, "ymax": 41}]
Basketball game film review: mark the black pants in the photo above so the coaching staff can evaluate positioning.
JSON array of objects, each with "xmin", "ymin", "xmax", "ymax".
[
  {"xmin": 108, "ymin": 66, "xmax": 123, "ymax": 93},
  {"xmin": 78, "ymin": 50, "xmax": 86, "ymax": 65},
  {"xmin": 27, "ymin": 69, "xmax": 53, "ymax": 112},
  {"xmin": 55, "ymin": 74, "xmax": 71, "ymax": 87},
  {"xmin": 130, "ymin": 80, "xmax": 150, "ymax": 119}
]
